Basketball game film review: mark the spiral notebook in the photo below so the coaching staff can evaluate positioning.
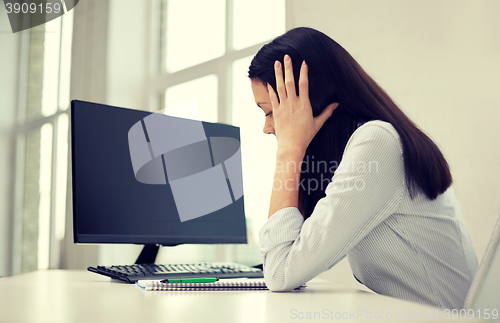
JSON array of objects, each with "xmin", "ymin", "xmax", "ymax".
[{"xmin": 136, "ymin": 279, "xmax": 306, "ymax": 291}]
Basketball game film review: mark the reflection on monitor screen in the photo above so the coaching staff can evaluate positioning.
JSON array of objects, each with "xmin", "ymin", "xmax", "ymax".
[{"xmin": 71, "ymin": 100, "xmax": 247, "ymax": 248}]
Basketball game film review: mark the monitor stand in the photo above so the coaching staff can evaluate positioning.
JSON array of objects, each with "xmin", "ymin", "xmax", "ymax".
[{"xmin": 135, "ymin": 244, "xmax": 159, "ymax": 264}]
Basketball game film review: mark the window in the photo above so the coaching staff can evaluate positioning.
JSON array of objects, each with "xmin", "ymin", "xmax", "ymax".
[
  {"xmin": 155, "ymin": 0, "xmax": 285, "ymax": 264},
  {"xmin": 165, "ymin": 0, "xmax": 226, "ymax": 73},
  {"xmin": 12, "ymin": 11, "xmax": 74, "ymax": 274},
  {"xmin": 164, "ymin": 74, "xmax": 219, "ymax": 122}
]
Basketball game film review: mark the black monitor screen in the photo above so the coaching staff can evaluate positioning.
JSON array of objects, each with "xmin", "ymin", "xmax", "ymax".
[{"xmin": 71, "ymin": 100, "xmax": 247, "ymax": 245}]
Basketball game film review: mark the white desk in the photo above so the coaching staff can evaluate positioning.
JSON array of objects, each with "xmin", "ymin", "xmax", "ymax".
[{"xmin": 0, "ymin": 270, "xmax": 486, "ymax": 323}]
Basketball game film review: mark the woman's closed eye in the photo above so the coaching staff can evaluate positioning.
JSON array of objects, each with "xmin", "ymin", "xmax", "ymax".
[{"xmin": 265, "ymin": 111, "xmax": 273, "ymax": 117}]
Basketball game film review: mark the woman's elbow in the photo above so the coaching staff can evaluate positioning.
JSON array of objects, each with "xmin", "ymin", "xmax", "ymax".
[{"xmin": 265, "ymin": 277, "xmax": 302, "ymax": 292}]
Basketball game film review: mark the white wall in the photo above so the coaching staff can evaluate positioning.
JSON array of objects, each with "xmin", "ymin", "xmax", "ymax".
[
  {"xmin": 0, "ymin": 9, "xmax": 20, "ymax": 276},
  {"xmin": 287, "ymin": 0, "xmax": 500, "ymax": 288}
]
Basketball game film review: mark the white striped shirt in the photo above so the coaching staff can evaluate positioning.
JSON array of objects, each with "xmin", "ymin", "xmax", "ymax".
[{"xmin": 259, "ymin": 120, "xmax": 478, "ymax": 309}]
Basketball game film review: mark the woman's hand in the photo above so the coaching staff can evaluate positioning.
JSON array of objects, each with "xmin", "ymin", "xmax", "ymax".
[{"xmin": 269, "ymin": 54, "xmax": 339, "ymax": 157}]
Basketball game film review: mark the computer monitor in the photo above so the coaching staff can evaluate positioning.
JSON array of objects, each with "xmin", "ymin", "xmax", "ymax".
[{"xmin": 71, "ymin": 100, "xmax": 247, "ymax": 262}]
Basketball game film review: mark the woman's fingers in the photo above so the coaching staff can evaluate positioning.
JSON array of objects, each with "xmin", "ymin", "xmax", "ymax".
[
  {"xmin": 268, "ymin": 83, "xmax": 280, "ymax": 109},
  {"xmin": 274, "ymin": 60, "xmax": 286, "ymax": 102},
  {"xmin": 283, "ymin": 55, "xmax": 296, "ymax": 98},
  {"xmin": 298, "ymin": 60, "xmax": 309, "ymax": 103},
  {"xmin": 314, "ymin": 102, "xmax": 339, "ymax": 131}
]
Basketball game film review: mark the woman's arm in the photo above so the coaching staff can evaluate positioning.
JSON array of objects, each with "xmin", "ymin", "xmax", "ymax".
[
  {"xmin": 268, "ymin": 150, "xmax": 303, "ymax": 217},
  {"xmin": 260, "ymin": 122, "xmax": 405, "ymax": 291}
]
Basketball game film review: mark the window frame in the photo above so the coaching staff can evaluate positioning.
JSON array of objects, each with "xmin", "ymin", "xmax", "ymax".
[{"xmin": 10, "ymin": 13, "xmax": 73, "ymax": 275}]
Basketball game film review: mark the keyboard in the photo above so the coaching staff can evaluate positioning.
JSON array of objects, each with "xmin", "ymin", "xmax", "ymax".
[{"xmin": 88, "ymin": 262, "xmax": 264, "ymax": 283}]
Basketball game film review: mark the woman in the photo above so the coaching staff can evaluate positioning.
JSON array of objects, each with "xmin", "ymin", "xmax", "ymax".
[{"xmin": 248, "ymin": 27, "xmax": 478, "ymax": 309}]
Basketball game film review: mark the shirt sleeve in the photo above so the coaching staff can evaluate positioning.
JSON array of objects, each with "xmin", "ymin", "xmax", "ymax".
[{"xmin": 258, "ymin": 122, "xmax": 405, "ymax": 291}]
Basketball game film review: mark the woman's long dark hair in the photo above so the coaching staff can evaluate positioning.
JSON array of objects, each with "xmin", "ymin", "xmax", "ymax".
[{"xmin": 248, "ymin": 27, "xmax": 452, "ymax": 219}]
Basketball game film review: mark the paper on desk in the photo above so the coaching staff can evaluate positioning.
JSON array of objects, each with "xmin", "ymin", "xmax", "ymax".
[{"xmin": 136, "ymin": 278, "xmax": 267, "ymax": 289}]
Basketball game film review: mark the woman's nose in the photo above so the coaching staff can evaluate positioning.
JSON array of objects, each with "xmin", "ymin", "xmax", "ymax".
[{"xmin": 263, "ymin": 119, "xmax": 275, "ymax": 135}]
